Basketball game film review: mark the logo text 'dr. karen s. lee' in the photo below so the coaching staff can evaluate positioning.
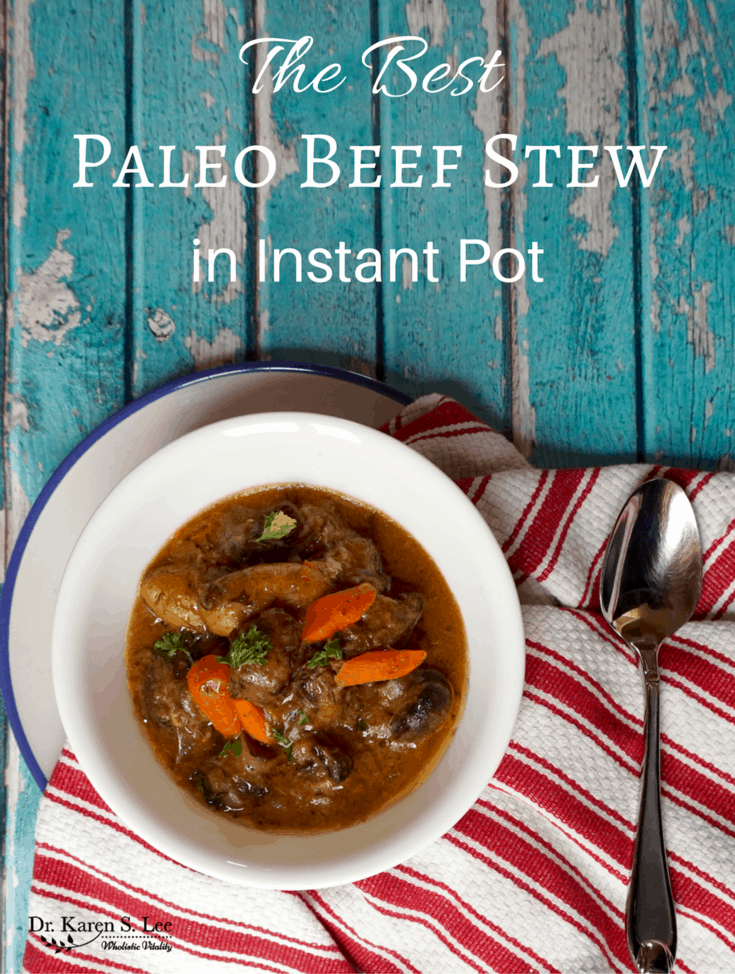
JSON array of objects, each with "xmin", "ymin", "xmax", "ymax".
[{"xmin": 29, "ymin": 914, "xmax": 175, "ymax": 955}]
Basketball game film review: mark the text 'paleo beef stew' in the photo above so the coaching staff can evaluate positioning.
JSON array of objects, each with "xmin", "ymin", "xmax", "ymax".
[{"xmin": 126, "ymin": 485, "xmax": 467, "ymax": 833}]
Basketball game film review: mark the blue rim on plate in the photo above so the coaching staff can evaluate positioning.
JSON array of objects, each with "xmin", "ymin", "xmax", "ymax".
[{"xmin": 0, "ymin": 361, "xmax": 412, "ymax": 791}]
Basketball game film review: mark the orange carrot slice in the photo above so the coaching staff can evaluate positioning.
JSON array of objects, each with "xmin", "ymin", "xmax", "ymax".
[
  {"xmin": 187, "ymin": 656, "xmax": 240, "ymax": 737},
  {"xmin": 233, "ymin": 698, "xmax": 273, "ymax": 744},
  {"xmin": 302, "ymin": 583, "xmax": 376, "ymax": 643},
  {"xmin": 335, "ymin": 649, "xmax": 427, "ymax": 687}
]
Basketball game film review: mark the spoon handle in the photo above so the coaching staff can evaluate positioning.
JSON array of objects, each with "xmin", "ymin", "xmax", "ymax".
[{"xmin": 627, "ymin": 657, "xmax": 676, "ymax": 973}]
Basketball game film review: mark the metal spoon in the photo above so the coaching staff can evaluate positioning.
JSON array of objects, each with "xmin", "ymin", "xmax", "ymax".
[{"xmin": 599, "ymin": 478, "xmax": 702, "ymax": 974}]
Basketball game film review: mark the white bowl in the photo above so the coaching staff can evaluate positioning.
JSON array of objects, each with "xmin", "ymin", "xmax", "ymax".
[{"xmin": 52, "ymin": 412, "xmax": 524, "ymax": 889}]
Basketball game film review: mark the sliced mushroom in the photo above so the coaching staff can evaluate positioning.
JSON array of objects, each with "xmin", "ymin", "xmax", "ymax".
[
  {"xmin": 391, "ymin": 669, "xmax": 454, "ymax": 742},
  {"xmin": 291, "ymin": 734, "xmax": 353, "ymax": 783},
  {"xmin": 201, "ymin": 762, "xmax": 269, "ymax": 811}
]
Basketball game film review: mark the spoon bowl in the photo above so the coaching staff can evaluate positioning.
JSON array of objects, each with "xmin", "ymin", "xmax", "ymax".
[
  {"xmin": 600, "ymin": 478, "xmax": 703, "ymax": 973},
  {"xmin": 600, "ymin": 479, "xmax": 702, "ymax": 651}
]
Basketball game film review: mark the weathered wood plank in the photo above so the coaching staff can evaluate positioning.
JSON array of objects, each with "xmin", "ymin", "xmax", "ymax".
[
  {"xmin": 637, "ymin": 0, "xmax": 735, "ymax": 468},
  {"xmin": 5, "ymin": 0, "xmax": 127, "ymax": 486},
  {"xmin": 0, "ymin": 0, "xmax": 7, "ymax": 573},
  {"xmin": 1, "ymin": 0, "xmax": 9, "ymax": 954},
  {"xmin": 3, "ymin": 1, "xmax": 128, "ymax": 970},
  {"xmin": 508, "ymin": 0, "xmax": 639, "ymax": 466},
  {"xmin": 255, "ymin": 1, "xmax": 379, "ymax": 374},
  {"xmin": 377, "ymin": 0, "xmax": 509, "ymax": 430},
  {"xmin": 2, "ymin": 738, "xmax": 39, "ymax": 974},
  {"xmin": 0, "ymin": 708, "xmax": 5, "ymax": 971},
  {"xmin": 132, "ymin": 0, "xmax": 256, "ymax": 395}
]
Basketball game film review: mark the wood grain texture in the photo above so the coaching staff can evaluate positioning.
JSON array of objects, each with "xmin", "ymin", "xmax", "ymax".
[
  {"xmin": 3, "ymin": 2, "xmax": 127, "ymax": 970},
  {"xmin": 637, "ymin": 0, "xmax": 735, "ymax": 467},
  {"xmin": 378, "ymin": 0, "xmax": 509, "ymax": 431},
  {"xmin": 0, "ymin": 0, "xmax": 6, "ymax": 575},
  {"xmin": 508, "ymin": 0, "xmax": 639, "ymax": 466},
  {"xmin": 2, "ymin": 737, "xmax": 39, "ymax": 974},
  {"xmin": 5, "ymin": 0, "xmax": 127, "ymax": 483},
  {"xmin": 133, "ymin": 0, "xmax": 256, "ymax": 395},
  {"xmin": 255, "ymin": 0, "xmax": 379, "ymax": 374},
  {"xmin": 4, "ymin": 0, "xmax": 735, "ymax": 969}
]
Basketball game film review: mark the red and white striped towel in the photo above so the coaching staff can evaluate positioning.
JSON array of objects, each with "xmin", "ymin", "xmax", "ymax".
[{"xmin": 22, "ymin": 395, "xmax": 735, "ymax": 974}]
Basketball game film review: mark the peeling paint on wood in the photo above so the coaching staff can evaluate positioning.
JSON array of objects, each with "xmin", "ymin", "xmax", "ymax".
[
  {"xmin": 252, "ymin": 2, "xmax": 299, "ymax": 227},
  {"xmin": 192, "ymin": 154, "xmax": 248, "ymax": 305},
  {"xmin": 405, "ymin": 0, "xmax": 449, "ymax": 47},
  {"xmin": 5, "ymin": 396, "xmax": 30, "ymax": 433},
  {"xmin": 5, "ymin": 0, "xmax": 735, "ymax": 962},
  {"xmin": 9, "ymin": 0, "xmax": 34, "ymax": 230},
  {"xmin": 639, "ymin": 0, "xmax": 735, "ymax": 463},
  {"xmin": 256, "ymin": 0, "xmax": 377, "ymax": 369},
  {"xmin": 147, "ymin": 309, "xmax": 176, "ymax": 341},
  {"xmin": 4, "ymin": 2, "xmax": 129, "ymax": 961},
  {"xmin": 132, "ymin": 0, "xmax": 254, "ymax": 397},
  {"xmin": 185, "ymin": 326, "xmax": 243, "ymax": 368},
  {"xmin": 538, "ymin": 1, "xmax": 625, "ymax": 138},
  {"xmin": 2, "ymin": 739, "xmax": 40, "ymax": 974},
  {"xmin": 536, "ymin": 0, "xmax": 626, "ymax": 260},
  {"xmin": 17, "ymin": 231, "xmax": 81, "ymax": 347},
  {"xmin": 677, "ymin": 280, "xmax": 715, "ymax": 373},
  {"xmin": 471, "ymin": 0, "xmax": 504, "ymax": 252},
  {"xmin": 380, "ymin": 0, "xmax": 507, "ymax": 422},
  {"xmin": 192, "ymin": 0, "xmax": 229, "ymax": 62},
  {"xmin": 508, "ymin": 0, "xmax": 638, "ymax": 466},
  {"xmin": 507, "ymin": 0, "xmax": 537, "ymax": 458}
]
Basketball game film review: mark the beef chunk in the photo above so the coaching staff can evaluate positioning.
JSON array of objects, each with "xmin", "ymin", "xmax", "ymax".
[
  {"xmin": 227, "ymin": 608, "xmax": 301, "ymax": 706},
  {"xmin": 295, "ymin": 500, "xmax": 357, "ymax": 555},
  {"xmin": 206, "ymin": 502, "xmax": 303, "ymax": 568},
  {"xmin": 292, "ymin": 666, "xmax": 343, "ymax": 727},
  {"xmin": 321, "ymin": 537, "xmax": 389, "ymax": 593},
  {"xmin": 141, "ymin": 656, "xmax": 216, "ymax": 760},
  {"xmin": 340, "ymin": 592, "xmax": 424, "ymax": 657},
  {"xmin": 208, "ymin": 504, "xmax": 260, "ymax": 566}
]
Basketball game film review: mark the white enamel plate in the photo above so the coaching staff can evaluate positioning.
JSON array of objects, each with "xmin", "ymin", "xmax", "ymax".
[{"xmin": 0, "ymin": 363, "xmax": 412, "ymax": 788}]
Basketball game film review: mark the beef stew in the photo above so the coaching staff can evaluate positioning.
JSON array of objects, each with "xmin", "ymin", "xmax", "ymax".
[{"xmin": 126, "ymin": 485, "xmax": 467, "ymax": 833}]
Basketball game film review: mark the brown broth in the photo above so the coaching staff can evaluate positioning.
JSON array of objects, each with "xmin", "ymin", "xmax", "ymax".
[{"xmin": 126, "ymin": 485, "xmax": 467, "ymax": 833}]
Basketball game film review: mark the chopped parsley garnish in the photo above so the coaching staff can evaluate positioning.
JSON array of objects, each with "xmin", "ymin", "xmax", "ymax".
[
  {"xmin": 219, "ymin": 737, "xmax": 242, "ymax": 758},
  {"xmin": 306, "ymin": 635, "xmax": 343, "ymax": 669},
  {"xmin": 272, "ymin": 728, "xmax": 293, "ymax": 761},
  {"xmin": 257, "ymin": 510, "xmax": 297, "ymax": 542},
  {"xmin": 297, "ymin": 710, "xmax": 309, "ymax": 726},
  {"xmin": 357, "ymin": 718, "xmax": 367, "ymax": 731},
  {"xmin": 153, "ymin": 631, "xmax": 196, "ymax": 660},
  {"xmin": 217, "ymin": 625, "xmax": 271, "ymax": 668}
]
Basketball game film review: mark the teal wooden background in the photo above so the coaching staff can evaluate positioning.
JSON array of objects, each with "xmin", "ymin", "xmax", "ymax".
[{"xmin": 3, "ymin": 0, "xmax": 735, "ymax": 968}]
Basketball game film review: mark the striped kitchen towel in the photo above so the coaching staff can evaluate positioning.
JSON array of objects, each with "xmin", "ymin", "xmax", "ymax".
[{"xmin": 22, "ymin": 394, "xmax": 735, "ymax": 974}]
